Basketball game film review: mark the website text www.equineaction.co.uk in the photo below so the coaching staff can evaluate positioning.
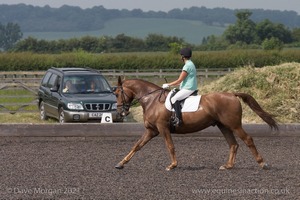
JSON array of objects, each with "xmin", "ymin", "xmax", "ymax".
[{"xmin": 192, "ymin": 187, "xmax": 291, "ymax": 195}]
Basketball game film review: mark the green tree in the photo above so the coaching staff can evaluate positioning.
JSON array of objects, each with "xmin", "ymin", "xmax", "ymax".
[
  {"xmin": 111, "ymin": 34, "xmax": 137, "ymax": 51},
  {"xmin": 0, "ymin": 22, "xmax": 23, "ymax": 51},
  {"xmin": 223, "ymin": 10, "xmax": 258, "ymax": 44},
  {"xmin": 145, "ymin": 34, "xmax": 184, "ymax": 51},
  {"xmin": 168, "ymin": 42, "xmax": 181, "ymax": 54},
  {"xmin": 261, "ymin": 37, "xmax": 283, "ymax": 50},
  {"xmin": 200, "ymin": 35, "xmax": 228, "ymax": 50},
  {"xmin": 145, "ymin": 34, "xmax": 170, "ymax": 51},
  {"xmin": 291, "ymin": 28, "xmax": 300, "ymax": 42},
  {"xmin": 80, "ymin": 36, "xmax": 99, "ymax": 52},
  {"xmin": 256, "ymin": 19, "xmax": 293, "ymax": 43},
  {"xmin": 13, "ymin": 37, "xmax": 38, "ymax": 52}
]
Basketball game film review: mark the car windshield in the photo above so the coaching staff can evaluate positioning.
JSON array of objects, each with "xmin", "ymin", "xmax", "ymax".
[{"xmin": 62, "ymin": 75, "xmax": 112, "ymax": 94}]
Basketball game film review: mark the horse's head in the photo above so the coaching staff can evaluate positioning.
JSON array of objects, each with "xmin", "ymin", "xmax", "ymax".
[{"xmin": 114, "ymin": 76, "xmax": 134, "ymax": 117}]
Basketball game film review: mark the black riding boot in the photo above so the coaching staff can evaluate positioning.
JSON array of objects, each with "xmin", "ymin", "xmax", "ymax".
[{"xmin": 172, "ymin": 101, "xmax": 182, "ymax": 126}]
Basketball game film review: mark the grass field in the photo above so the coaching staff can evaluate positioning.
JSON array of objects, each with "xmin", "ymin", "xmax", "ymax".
[
  {"xmin": 0, "ymin": 89, "xmax": 37, "ymax": 111},
  {"xmin": 23, "ymin": 18, "xmax": 226, "ymax": 44}
]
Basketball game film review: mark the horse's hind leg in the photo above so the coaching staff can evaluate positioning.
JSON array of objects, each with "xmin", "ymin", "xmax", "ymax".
[
  {"xmin": 233, "ymin": 126, "xmax": 269, "ymax": 169},
  {"xmin": 217, "ymin": 123, "xmax": 239, "ymax": 170},
  {"xmin": 115, "ymin": 129, "xmax": 158, "ymax": 169}
]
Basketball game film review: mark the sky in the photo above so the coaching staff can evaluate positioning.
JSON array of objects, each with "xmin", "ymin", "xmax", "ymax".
[{"xmin": 0, "ymin": 0, "xmax": 299, "ymax": 14}]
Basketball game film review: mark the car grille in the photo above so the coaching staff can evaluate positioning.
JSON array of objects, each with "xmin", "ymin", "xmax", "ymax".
[{"xmin": 85, "ymin": 103, "xmax": 111, "ymax": 111}]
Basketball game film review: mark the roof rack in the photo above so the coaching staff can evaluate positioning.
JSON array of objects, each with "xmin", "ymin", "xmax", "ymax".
[
  {"xmin": 85, "ymin": 67, "xmax": 102, "ymax": 74},
  {"xmin": 50, "ymin": 67, "xmax": 101, "ymax": 73}
]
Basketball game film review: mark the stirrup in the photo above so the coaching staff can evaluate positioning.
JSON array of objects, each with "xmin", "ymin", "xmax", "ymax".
[{"xmin": 171, "ymin": 116, "xmax": 182, "ymax": 127}]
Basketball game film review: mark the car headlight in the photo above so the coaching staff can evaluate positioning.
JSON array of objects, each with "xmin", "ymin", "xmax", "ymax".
[
  {"xmin": 67, "ymin": 102, "xmax": 84, "ymax": 110},
  {"xmin": 112, "ymin": 103, "xmax": 117, "ymax": 110}
]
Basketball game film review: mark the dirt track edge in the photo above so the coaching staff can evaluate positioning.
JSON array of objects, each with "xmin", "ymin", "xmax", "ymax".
[{"xmin": 0, "ymin": 123, "xmax": 299, "ymax": 137}]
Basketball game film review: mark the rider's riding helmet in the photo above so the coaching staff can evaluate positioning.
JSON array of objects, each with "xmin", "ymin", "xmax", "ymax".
[{"xmin": 180, "ymin": 47, "xmax": 192, "ymax": 58}]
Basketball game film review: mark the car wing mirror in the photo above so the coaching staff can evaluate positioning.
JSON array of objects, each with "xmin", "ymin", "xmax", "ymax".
[
  {"xmin": 111, "ymin": 86, "xmax": 117, "ymax": 92},
  {"xmin": 50, "ymin": 87, "xmax": 58, "ymax": 92}
]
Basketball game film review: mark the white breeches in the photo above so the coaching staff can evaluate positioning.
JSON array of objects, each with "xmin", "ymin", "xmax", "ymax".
[{"xmin": 171, "ymin": 89, "xmax": 195, "ymax": 104}]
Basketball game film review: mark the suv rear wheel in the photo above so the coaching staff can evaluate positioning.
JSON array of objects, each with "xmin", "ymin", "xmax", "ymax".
[
  {"xmin": 59, "ymin": 108, "xmax": 65, "ymax": 123},
  {"xmin": 39, "ymin": 101, "xmax": 48, "ymax": 120}
]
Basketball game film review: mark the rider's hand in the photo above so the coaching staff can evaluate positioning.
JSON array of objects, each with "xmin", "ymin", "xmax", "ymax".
[{"xmin": 162, "ymin": 84, "xmax": 170, "ymax": 89}]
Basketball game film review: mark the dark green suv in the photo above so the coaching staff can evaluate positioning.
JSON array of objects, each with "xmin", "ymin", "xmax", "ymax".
[{"xmin": 38, "ymin": 67, "xmax": 121, "ymax": 123}]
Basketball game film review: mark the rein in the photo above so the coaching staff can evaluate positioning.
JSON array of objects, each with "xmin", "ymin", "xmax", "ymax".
[
  {"xmin": 136, "ymin": 88, "xmax": 165, "ymax": 102},
  {"xmin": 118, "ymin": 86, "xmax": 166, "ymax": 113}
]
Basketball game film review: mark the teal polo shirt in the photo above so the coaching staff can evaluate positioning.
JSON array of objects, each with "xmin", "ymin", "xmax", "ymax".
[{"xmin": 180, "ymin": 60, "xmax": 198, "ymax": 90}]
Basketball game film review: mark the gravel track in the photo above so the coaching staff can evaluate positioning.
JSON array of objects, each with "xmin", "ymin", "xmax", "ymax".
[{"xmin": 0, "ymin": 136, "xmax": 299, "ymax": 199}]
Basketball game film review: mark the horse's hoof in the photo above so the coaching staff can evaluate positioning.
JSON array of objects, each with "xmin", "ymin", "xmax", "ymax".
[
  {"xmin": 261, "ymin": 163, "xmax": 270, "ymax": 170},
  {"xmin": 115, "ymin": 163, "xmax": 124, "ymax": 169},
  {"xmin": 219, "ymin": 165, "xmax": 232, "ymax": 170},
  {"xmin": 219, "ymin": 165, "xmax": 226, "ymax": 170},
  {"xmin": 166, "ymin": 165, "xmax": 177, "ymax": 171}
]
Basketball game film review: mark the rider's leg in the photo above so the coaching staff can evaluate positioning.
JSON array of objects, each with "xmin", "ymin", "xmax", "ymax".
[
  {"xmin": 171, "ymin": 89, "xmax": 194, "ymax": 126},
  {"xmin": 172, "ymin": 100, "xmax": 182, "ymax": 126}
]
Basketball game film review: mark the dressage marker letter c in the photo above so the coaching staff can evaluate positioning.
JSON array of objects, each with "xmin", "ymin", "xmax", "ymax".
[{"xmin": 101, "ymin": 113, "xmax": 113, "ymax": 123}]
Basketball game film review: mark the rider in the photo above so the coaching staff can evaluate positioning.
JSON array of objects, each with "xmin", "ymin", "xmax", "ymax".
[{"xmin": 162, "ymin": 47, "xmax": 198, "ymax": 126}]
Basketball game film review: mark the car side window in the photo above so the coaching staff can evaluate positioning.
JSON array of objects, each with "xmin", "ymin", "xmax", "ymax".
[
  {"xmin": 41, "ymin": 72, "xmax": 52, "ymax": 87},
  {"xmin": 56, "ymin": 76, "xmax": 61, "ymax": 90},
  {"xmin": 48, "ymin": 74, "xmax": 58, "ymax": 89}
]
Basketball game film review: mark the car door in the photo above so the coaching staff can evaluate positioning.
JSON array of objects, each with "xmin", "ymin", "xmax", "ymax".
[
  {"xmin": 39, "ymin": 72, "xmax": 53, "ymax": 116},
  {"xmin": 45, "ymin": 73, "xmax": 61, "ymax": 117}
]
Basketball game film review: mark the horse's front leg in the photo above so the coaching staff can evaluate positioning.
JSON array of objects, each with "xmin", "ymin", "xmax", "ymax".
[
  {"xmin": 115, "ymin": 129, "xmax": 158, "ymax": 169},
  {"xmin": 161, "ymin": 130, "xmax": 177, "ymax": 171}
]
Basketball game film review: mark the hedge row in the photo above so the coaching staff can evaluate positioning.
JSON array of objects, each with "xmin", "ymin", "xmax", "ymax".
[{"xmin": 1, "ymin": 49, "xmax": 300, "ymax": 71}]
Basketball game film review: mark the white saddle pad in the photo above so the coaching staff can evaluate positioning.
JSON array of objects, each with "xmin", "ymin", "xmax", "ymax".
[{"xmin": 165, "ymin": 91, "xmax": 201, "ymax": 112}]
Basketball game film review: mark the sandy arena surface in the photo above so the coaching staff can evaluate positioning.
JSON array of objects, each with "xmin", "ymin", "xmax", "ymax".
[{"xmin": 0, "ymin": 136, "xmax": 299, "ymax": 199}]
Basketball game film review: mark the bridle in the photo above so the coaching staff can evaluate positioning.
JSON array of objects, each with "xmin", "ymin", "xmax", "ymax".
[
  {"xmin": 116, "ymin": 85, "xmax": 166, "ymax": 117},
  {"xmin": 117, "ymin": 86, "xmax": 132, "ymax": 116}
]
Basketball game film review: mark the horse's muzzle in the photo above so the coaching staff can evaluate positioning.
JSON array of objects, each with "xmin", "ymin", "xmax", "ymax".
[
  {"xmin": 121, "ymin": 110, "xmax": 130, "ymax": 117},
  {"xmin": 117, "ymin": 106, "xmax": 130, "ymax": 118}
]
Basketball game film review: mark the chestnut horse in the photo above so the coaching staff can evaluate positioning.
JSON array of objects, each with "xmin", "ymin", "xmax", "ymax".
[{"xmin": 114, "ymin": 77, "xmax": 278, "ymax": 171}]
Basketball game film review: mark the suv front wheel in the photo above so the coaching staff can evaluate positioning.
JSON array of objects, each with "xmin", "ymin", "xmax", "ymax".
[{"xmin": 59, "ymin": 107, "xmax": 66, "ymax": 123}]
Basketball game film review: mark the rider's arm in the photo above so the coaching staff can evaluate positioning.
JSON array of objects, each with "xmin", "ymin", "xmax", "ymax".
[{"xmin": 168, "ymin": 70, "xmax": 188, "ymax": 86}]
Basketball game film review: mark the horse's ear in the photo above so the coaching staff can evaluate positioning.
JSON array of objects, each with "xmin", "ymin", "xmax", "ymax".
[{"xmin": 118, "ymin": 76, "xmax": 122, "ymax": 86}]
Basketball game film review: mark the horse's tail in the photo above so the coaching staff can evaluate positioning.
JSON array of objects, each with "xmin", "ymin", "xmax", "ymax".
[{"xmin": 234, "ymin": 93, "xmax": 279, "ymax": 130}]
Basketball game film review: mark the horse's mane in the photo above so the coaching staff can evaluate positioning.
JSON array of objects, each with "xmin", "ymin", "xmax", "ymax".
[{"xmin": 123, "ymin": 79, "xmax": 161, "ymax": 90}]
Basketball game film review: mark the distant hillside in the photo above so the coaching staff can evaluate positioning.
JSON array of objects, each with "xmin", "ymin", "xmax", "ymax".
[
  {"xmin": 0, "ymin": 4, "xmax": 300, "ymax": 32},
  {"xmin": 1, "ymin": 4, "xmax": 299, "ymax": 45},
  {"xmin": 1, "ymin": 4, "xmax": 299, "ymax": 32},
  {"xmin": 23, "ymin": 18, "xmax": 226, "ymax": 44}
]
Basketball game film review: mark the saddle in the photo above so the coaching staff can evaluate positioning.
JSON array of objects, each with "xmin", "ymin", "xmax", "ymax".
[
  {"xmin": 169, "ymin": 88, "xmax": 198, "ymax": 103},
  {"xmin": 165, "ymin": 89, "xmax": 201, "ymax": 112},
  {"xmin": 165, "ymin": 89, "xmax": 202, "ymax": 133}
]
